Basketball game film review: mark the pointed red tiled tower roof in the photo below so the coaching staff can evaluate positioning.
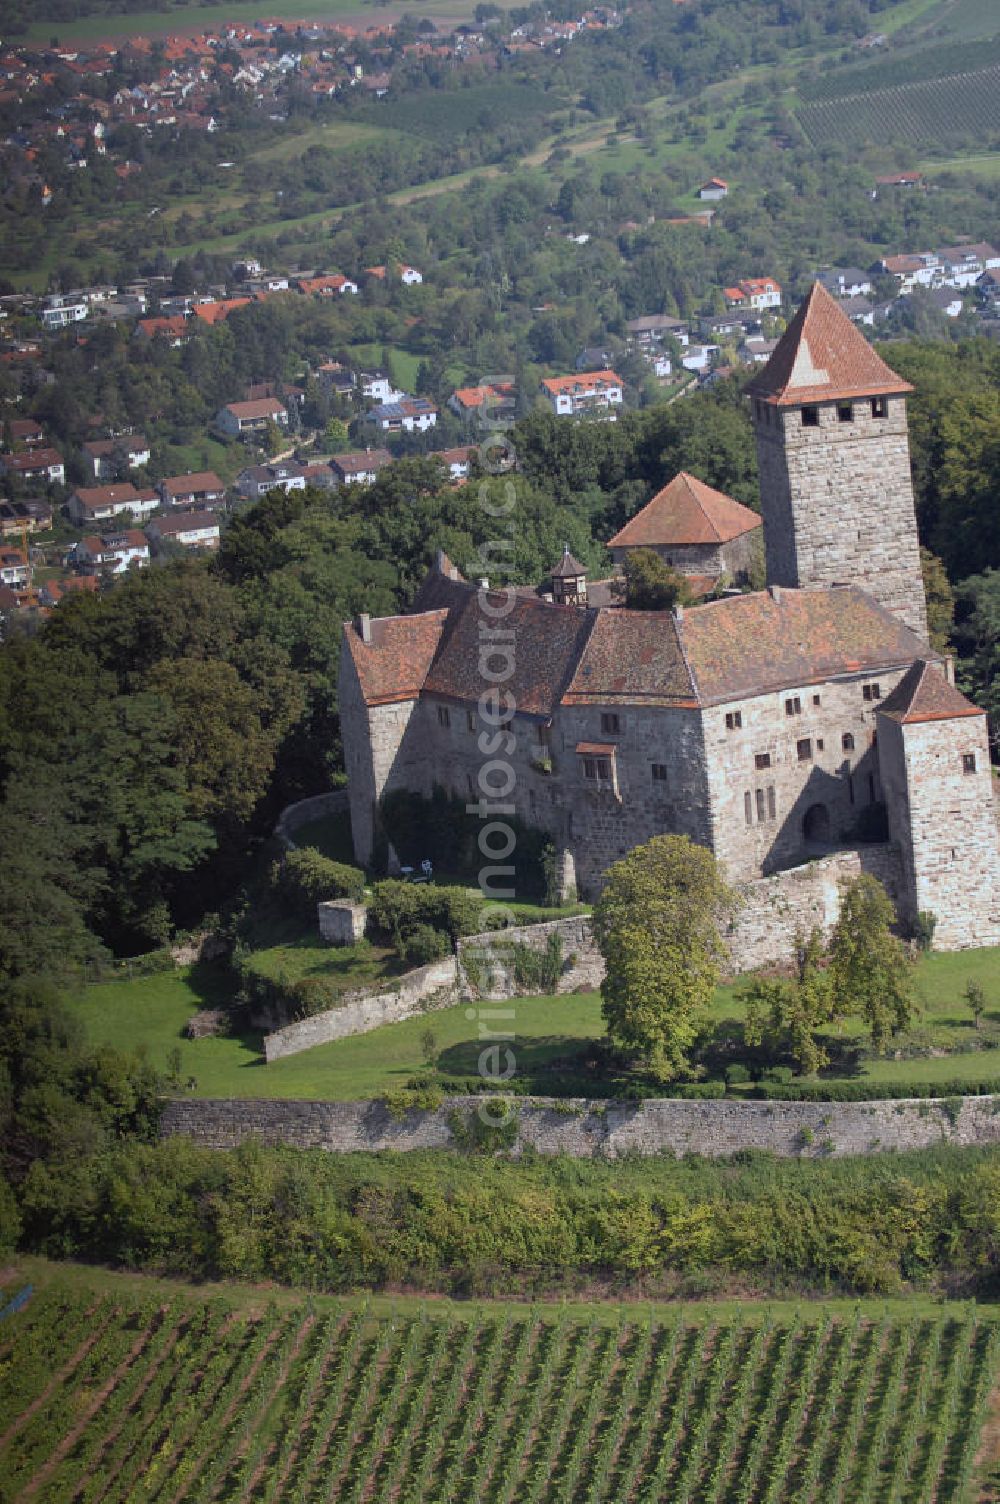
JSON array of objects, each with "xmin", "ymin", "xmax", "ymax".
[
  {"xmin": 878, "ymin": 659, "xmax": 983, "ymax": 724},
  {"xmin": 608, "ymin": 471, "xmax": 761, "ymax": 550},
  {"xmin": 746, "ymin": 282, "xmax": 913, "ymax": 407}
]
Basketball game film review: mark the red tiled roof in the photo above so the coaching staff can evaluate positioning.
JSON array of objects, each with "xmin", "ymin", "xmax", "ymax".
[
  {"xmin": 878, "ymin": 659, "xmax": 982, "ymax": 723},
  {"xmin": 224, "ymin": 397, "xmax": 285, "ymax": 420},
  {"xmin": 562, "ymin": 610, "xmax": 695, "ymax": 707},
  {"xmin": 608, "ymin": 472, "xmax": 761, "ymax": 550},
  {"xmin": 72, "ymin": 483, "xmax": 140, "ymax": 509},
  {"xmin": 344, "ymin": 609, "xmax": 449, "ymax": 706},
  {"xmin": 677, "ymin": 585, "xmax": 932, "ymax": 705},
  {"xmin": 160, "ymin": 470, "xmax": 224, "ymax": 496},
  {"xmin": 136, "ymin": 315, "xmax": 188, "ymax": 339},
  {"xmin": 746, "ymin": 282, "xmax": 913, "ymax": 407},
  {"xmin": 192, "ymin": 298, "xmax": 251, "ymax": 326},
  {"xmin": 542, "ymin": 369, "xmax": 622, "ymax": 395}
]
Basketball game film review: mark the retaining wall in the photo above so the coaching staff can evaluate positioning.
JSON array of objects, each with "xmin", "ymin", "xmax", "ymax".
[
  {"xmin": 457, "ymin": 915, "xmax": 602, "ymax": 999},
  {"xmin": 263, "ymin": 955, "xmax": 459, "ymax": 1061},
  {"xmin": 160, "ymin": 1092, "xmax": 1000, "ymax": 1159},
  {"xmin": 274, "ymin": 789, "xmax": 350, "ymax": 851}
]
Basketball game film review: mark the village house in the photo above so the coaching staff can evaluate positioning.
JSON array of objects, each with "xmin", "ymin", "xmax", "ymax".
[
  {"xmin": 359, "ymin": 371, "xmax": 403, "ymax": 404},
  {"xmin": 447, "ymin": 381, "xmax": 516, "ymax": 420},
  {"xmin": 936, "ymin": 243, "xmax": 1000, "ymax": 288},
  {"xmin": 625, "ymin": 314, "xmax": 690, "ymax": 349},
  {"xmin": 145, "ymin": 509, "xmax": 220, "ymax": 552},
  {"xmin": 817, "ymin": 266, "xmax": 874, "ymax": 299},
  {"xmin": 158, "ymin": 471, "xmax": 226, "ymax": 509},
  {"xmin": 330, "ymin": 449, "xmax": 392, "ymax": 487},
  {"xmin": 74, "ymin": 527, "xmax": 150, "ymax": 575},
  {"xmin": 6, "ymin": 418, "xmax": 45, "ymax": 447},
  {"xmin": 317, "ymin": 361, "xmax": 357, "ymax": 398},
  {"xmin": 235, "ymin": 459, "xmax": 307, "ymax": 501},
  {"xmin": 0, "ymin": 448, "xmax": 65, "ymax": 486},
  {"xmin": 39, "ymin": 293, "xmax": 88, "ymax": 330},
  {"xmin": 295, "ymin": 274, "xmax": 358, "ymax": 296},
  {"xmin": 541, "ymin": 370, "xmax": 624, "ymax": 417},
  {"xmin": 365, "ymin": 396, "xmax": 438, "ymax": 433},
  {"xmin": 38, "ymin": 574, "xmax": 98, "ymax": 607},
  {"xmin": 430, "ymin": 445, "xmax": 477, "ymax": 481},
  {"xmin": 698, "ymin": 177, "xmax": 728, "ymax": 201},
  {"xmin": 214, "ymin": 397, "xmax": 288, "ymax": 438},
  {"xmin": 0, "ymin": 547, "xmax": 29, "ymax": 588},
  {"xmin": 66, "ymin": 482, "xmax": 159, "ymax": 527},
  {"xmin": 723, "ymin": 278, "xmax": 782, "ymax": 312},
  {"xmin": 0, "ymin": 498, "xmax": 52, "ymax": 537},
  {"xmin": 134, "ymin": 315, "xmax": 190, "ymax": 345},
  {"xmin": 365, "ymin": 264, "xmax": 423, "ymax": 285},
  {"xmin": 338, "ymin": 286, "xmax": 1000, "ymax": 951},
  {"xmin": 681, "ymin": 344, "xmax": 719, "ymax": 374},
  {"xmin": 82, "ymin": 434, "xmax": 151, "ymax": 480},
  {"xmin": 881, "ymin": 252, "xmax": 941, "ymax": 293}
]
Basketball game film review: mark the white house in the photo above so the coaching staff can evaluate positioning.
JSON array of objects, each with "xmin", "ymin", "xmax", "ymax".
[
  {"xmin": 698, "ymin": 178, "xmax": 728, "ymax": 201},
  {"xmin": 626, "ymin": 314, "xmax": 690, "ymax": 349},
  {"xmin": 882, "ymin": 252, "xmax": 941, "ymax": 292},
  {"xmin": 158, "ymin": 471, "xmax": 227, "ymax": 509},
  {"xmin": 82, "ymin": 435, "xmax": 151, "ymax": 481},
  {"xmin": 235, "ymin": 460, "xmax": 307, "ymax": 501},
  {"xmin": 0, "ymin": 548, "xmax": 29, "ymax": 588},
  {"xmin": 146, "ymin": 509, "xmax": 220, "ymax": 552},
  {"xmin": 75, "ymin": 528, "xmax": 150, "ymax": 575},
  {"xmin": 330, "ymin": 449, "xmax": 392, "ymax": 486},
  {"xmin": 214, "ymin": 397, "xmax": 288, "ymax": 437},
  {"xmin": 430, "ymin": 445, "xmax": 477, "ymax": 480},
  {"xmin": 937, "ymin": 243, "xmax": 1000, "ymax": 289},
  {"xmin": 66, "ymin": 483, "xmax": 160, "ymax": 527},
  {"xmin": 359, "ymin": 371, "xmax": 404, "ymax": 404},
  {"xmin": 40, "ymin": 295, "xmax": 88, "ymax": 331},
  {"xmin": 723, "ymin": 278, "xmax": 781, "ymax": 311},
  {"xmin": 818, "ymin": 266, "xmax": 873, "ymax": 299},
  {"xmin": 0, "ymin": 448, "xmax": 65, "ymax": 486},
  {"xmin": 366, "ymin": 396, "xmax": 437, "ymax": 433},
  {"xmin": 681, "ymin": 343, "xmax": 719, "ymax": 373},
  {"xmin": 541, "ymin": 370, "xmax": 624, "ymax": 417}
]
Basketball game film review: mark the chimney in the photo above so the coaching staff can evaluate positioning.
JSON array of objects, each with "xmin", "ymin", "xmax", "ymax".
[{"xmin": 355, "ymin": 611, "xmax": 372, "ymax": 644}]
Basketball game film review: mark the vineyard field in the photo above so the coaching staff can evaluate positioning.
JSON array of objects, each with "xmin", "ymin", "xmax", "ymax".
[
  {"xmin": 1, "ymin": 1276, "xmax": 999, "ymax": 1502},
  {"xmin": 797, "ymin": 64, "xmax": 1000, "ymax": 149}
]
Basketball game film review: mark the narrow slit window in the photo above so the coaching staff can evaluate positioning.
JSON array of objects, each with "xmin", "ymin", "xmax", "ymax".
[
  {"xmin": 756, "ymin": 788, "xmax": 766, "ymax": 822},
  {"xmin": 651, "ymin": 763, "xmax": 668, "ymax": 782},
  {"xmin": 437, "ymin": 705, "xmax": 450, "ymax": 728},
  {"xmin": 871, "ymin": 396, "xmax": 888, "ymax": 419},
  {"xmin": 767, "ymin": 786, "xmax": 776, "ymax": 821},
  {"xmin": 744, "ymin": 791, "xmax": 753, "ymax": 826},
  {"xmin": 963, "ymin": 753, "xmax": 977, "ymax": 775}
]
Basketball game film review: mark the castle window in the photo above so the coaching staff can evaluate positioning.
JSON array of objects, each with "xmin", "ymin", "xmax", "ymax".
[
  {"xmin": 600, "ymin": 712, "xmax": 620, "ymax": 735},
  {"xmin": 651, "ymin": 763, "xmax": 668, "ymax": 782},
  {"xmin": 755, "ymin": 752, "xmax": 771, "ymax": 770},
  {"xmin": 768, "ymin": 786, "xmax": 776, "ymax": 821},
  {"xmin": 437, "ymin": 705, "xmax": 450, "ymax": 728},
  {"xmin": 963, "ymin": 753, "xmax": 977, "ymax": 775},
  {"xmin": 725, "ymin": 710, "xmax": 743, "ymax": 730},
  {"xmin": 797, "ymin": 737, "xmax": 812, "ymax": 762},
  {"xmin": 583, "ymin": 756, "xmax": 612, "ymax": 782},
  {"xmin": 842, "ymin": 732, "xmax": 855, "ymax": 751},
  {"xmin": 467, "ymin": 710, "xmax": 476, "ymax": 732},
  {"xmin": 744, "ymin": 791, "xmax": 753, "ymax": 826},
  {"xmin": 801, "ymin": 405, "xmax": 819, "ymax": 428},
  {"xmin": 863, "ymin": 683, "xmax": 881, "ymax": 702},
  {"xmin": 785, "ymin": 696, "xmax": 802, "ymax": 716},
  {"xmin": 813, "ymin": 694, "xmax": 822, "ymax": 706},
  {"xmin": 837, "ymin": 403, "xmax": 853, "ymax": 423},
  {"xmin": 871, "ymin": 396, "xmax": 889, "ymax": 419},
  {"xmin": 816, "ymin": 738, "xmax": 824, "ymax": 752},
  {"xmin": 756, "ymin": 788, "xmax": 767, "ymax": 822}
]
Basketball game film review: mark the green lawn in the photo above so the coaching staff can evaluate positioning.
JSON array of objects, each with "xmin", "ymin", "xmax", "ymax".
[{"xmin": 73, "ymin": 945, "xmax": 1000, "ymax": 1101}]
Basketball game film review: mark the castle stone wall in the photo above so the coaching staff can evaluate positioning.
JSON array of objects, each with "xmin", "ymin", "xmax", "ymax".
[
  {"xmin": 160, "ymin": 1091, "xmax": 1000, "ymax": 1159},
  {"xmin": 275, "ymin": 789, "xmax": 350, "ymax": 850},
  {"xmin": 457, "ymin": 914, "xmax": 603, "ymax": 998}
]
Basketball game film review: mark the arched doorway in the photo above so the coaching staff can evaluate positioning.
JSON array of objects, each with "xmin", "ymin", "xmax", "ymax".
[{"xmin": 803, "ymin": 803, "xmax": 831, "ymax": 844}]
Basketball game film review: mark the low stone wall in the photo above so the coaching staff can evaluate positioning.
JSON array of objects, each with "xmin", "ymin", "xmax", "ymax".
[
  {"xmin": 263, "ymin": 955, "xmax": 458, "ymax": 1062},
  {"xmin": 457, "ymin": 915, "xmax": 602, "ymax": 999},
  {"xmin": 161, "ymin": 1091, "xmax": 1000, "ymax": 1159},
  {"xmin": 274, "ymin": 789, "xmax": 350, "ymax": 851},
  {"xmin": 725, "ymin": 844, "xmax": 902, "ymax": 975}
]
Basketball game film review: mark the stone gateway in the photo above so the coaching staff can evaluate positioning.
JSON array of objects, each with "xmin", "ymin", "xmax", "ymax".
[{"xmin": 339, "ymin": 286, "xmax": 999, "ymax": 950}]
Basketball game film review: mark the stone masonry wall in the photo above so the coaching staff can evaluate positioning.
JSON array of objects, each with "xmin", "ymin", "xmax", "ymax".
[
  {"xmin": 161, "ymin": 1092, "xmax": 1000, "ymax": 1159},
  {"xmin": 275, "ymin": 789, "xmax": 350, "ymax": 851},
  {"xmin": 457, "ymin": 915, "xmax": 603, "ymax": 999},
  {"xmin": 263, "ymin": 955, "xmax": 459, "ymax": 1061},
  {"xmin": 754, "ymin": 394, "xmax": 928, "ymax": 640}
]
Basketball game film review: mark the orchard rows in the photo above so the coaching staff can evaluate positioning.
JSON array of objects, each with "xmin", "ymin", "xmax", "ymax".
[{"xmin": 0, "ymin": 1281, "xmax": 998, "ymax": 1502}]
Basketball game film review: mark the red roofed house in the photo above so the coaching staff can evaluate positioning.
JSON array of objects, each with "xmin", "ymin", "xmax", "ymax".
[
  {"xmin": 447, "ymin": 381, "xmax": 515, "ymax": 420},
  {"xmin": 67, "ymin": 483, "xmax": 159, "ymax": 527},
  {"xmin": 338, "ymin": 285, "xmax": 1000, "ymax": 950},
  {"xmin": 83, "ymin": 434, "xmax": 151, "ymax": 480},
  {"xmin": 74, "ymin": 527, "xmax": 150, "ymax": 576},
  {"xmin": 295, "ymin": 274, "xmax": 359, "ymax": 296},
  {"xmin": 191, "ymin": 297, "xmax": 251, "ymax": 327},
  {"xmin": 158, "ymin": 471, "xmax": 226, "ymax": 509},
  {"xmin": 723, "ymin": 277, "xmax": 782, "ymax": 311},
  {"xmin": 135, "ymin": 315, "xmax": 190, "ymax": 345},
  {"xmin": 0, "ymin": 448, "xmax": 65, "ymax": 486},
  {"xmin": 145, "ymin": 509, "xmax": 220, "ymax": 552},
  {"xmin": 214, "ymin": 397, "xmax": 288, "ymax": 438},
  {"xmin": 541, "ymin": 370, "xmax": 623, "ymax": 417},
  {"xmin": 698, "ymin": 177, "xmax": 728, "ymax": 200},
  {"xmin": 607, "ymin": 471, "xmax": 762, "ymax": 583}
]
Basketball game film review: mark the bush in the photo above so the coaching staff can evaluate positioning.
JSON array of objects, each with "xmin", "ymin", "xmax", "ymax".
[
  {"xmin": 368, "ymin": 880, "xmax": 483, "ymax": 952},
  {"xmin": 403, "ymin": 924, "xmax": 452, "ymax": 966},
  {"xmin": 273, "ymin": 848, "xmax": 365, "ymax": 920},
  {"xmin": 748, "ymin": 1076, "xmax": 1000, "ymax": 1102}
]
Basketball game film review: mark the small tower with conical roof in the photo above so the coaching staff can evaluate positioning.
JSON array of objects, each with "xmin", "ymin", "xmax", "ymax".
[
  {"xmin": 550, "ymin": 545, "xmax": 588, "ymax": 606},
  {"xmin": 747, "ymin": 283, "xmax": 928, "ymax": 640}
]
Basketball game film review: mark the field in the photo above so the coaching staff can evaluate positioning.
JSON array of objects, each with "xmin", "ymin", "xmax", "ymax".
[
  {"xmin": 1, "ymin": 1264, "xmax": 999, "ymax": 1502},
  {"xmin": 26, "ymin": 0, "xmax": 479, "ymax": 44},
  {"xmin": 797, "ymin": 63, "xmax": 1000, "ymax": 149}
]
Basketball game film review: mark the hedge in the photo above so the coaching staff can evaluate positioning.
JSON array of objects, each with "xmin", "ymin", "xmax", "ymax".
[
  {"xmin": 368, "ymin": 880, "xmax": 483, "ymax": 951},
  {"xmin": 273, "ymin": 848, "xmax": 365, "ymax": 920}
]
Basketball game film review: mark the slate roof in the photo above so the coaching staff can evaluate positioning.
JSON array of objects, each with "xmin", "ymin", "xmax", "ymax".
[
  {"xmin": 608, "ymin": 472, "xmax": 761, "ymax": 550},
  {"xmin": 562, "ymin": 610, "xmax": 695, "ymax": 707},
  {"xmin": 746, "ymin": 282, "xmax": 913, "ymax": 407},
  {"xmin": 424, "ymin": 591, "xmax": 595, "ymax": 719},
  {"xmin": 677, "ymin": 585, "xmax": 932, "ymax": 705},
  {"xmin": 344, "ymin": 609, "xmax": 450, "ymax": 706},
  {"xmin": 878, "ymin": 659, "xmax": 982, "ymax": 723}
]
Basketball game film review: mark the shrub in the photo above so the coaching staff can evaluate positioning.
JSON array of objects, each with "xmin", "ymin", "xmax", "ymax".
[
  {"xmin": 368, "ymin": 880, "xmax": 483, "ymax": 952},
  {"xmin": 274, "ymin": 848, "xmax": 365, "ymax": 919},
  {"xmin": 403, "ymin": 924, "xmax": 451, "ymax": 966},
  {"xmin": 911, "ymin": 911, "xmax": 938, "ymax": 952}
]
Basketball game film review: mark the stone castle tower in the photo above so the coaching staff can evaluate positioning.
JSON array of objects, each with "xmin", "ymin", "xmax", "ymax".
[{"xmin": 747, "ymin": 283, "xmax": 928, "ymax": 641}]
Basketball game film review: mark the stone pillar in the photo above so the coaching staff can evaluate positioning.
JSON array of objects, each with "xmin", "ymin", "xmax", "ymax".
[{"xmin": 318, "ymin": 901, "xmax": 367, "ymax": 945}]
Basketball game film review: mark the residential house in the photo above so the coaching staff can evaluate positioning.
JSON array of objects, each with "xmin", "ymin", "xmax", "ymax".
[
  {"xmin": 0, "ymin": 547, "xmax": 29, "ymax": 587},
  {"xmin": 881, "ymin": 252, "xmax": 941, "ymax": 292},
  {"xmin": 723, "ymin": 278, "xmax": 782, "ymax": 311},
  {"xmin": 0, "ymin": 498, "xmax": 52, "ymax": 537},
  {"xmin": 366, "ymin": 395, "xmax": 438, "ymax": 432},
  {"xmin": 977, "ymin": 269, "xmax": 1000, "ymax": 312},
  {"xmin": 317, "ymin": 361, "xmax": 357, "ymax": 397},
  {"xmin": 681, "ymin": 344, "xmax": 719, "ymax": 373},
  {"xmin": 699, "ymin": 312, "xmax": 760, "ymax": 340},
  {"xmin": 330, "ymin": 448, "xmax": 392, "ymax": 486},
  {"xmin": 541, "ymin": 370, "xmax": 624, "ymax": 417},
  {"xmin": 38, "ymin": 574, "xmax": 98, "ymax": 606},
  {"xmin": 625, "ymin": 314, "xmax": 689, "ymax": 349},
  {"xmin": 302, "ymin": 462, "xmax": 335, "ymax": 490},
  {"xmin": 739, "ymin": 335, "xmax": 779, "ymax": 365},
  {"xmin": 40, "ymin": 294, "xmax": 88, "ymax": 330},
  {"xmin": 839, "ymin": 295, "xmax": 876, "ymax": 326},
  {"xmin": 873, "ymin": 171, "xmax": 923, "ymax": 195},
  {"xmin": 134, "ymin": 315, "xmax": 190, "ymax": 345},
  {"xmin": 0, "ymin": 448, "xmax": 65, "ymax": 486},
  {"xmin": 937, "ymin": 243, "xmax": 1000, "ymax": 288},
  {"xmin": 818, "ymin": 266, "xmax": 873, "ymax": 299},
  {"xmin": 235, "ymin": 460, "xmax": 307, "ymax": 501},
  {"xmin": 698, "ymin": 177, "xmax": 728, "ymax": 200},
  {"xmin": 214, "ymin": 397, "xmax": 288, "ymax": 437},
  {"xmin": 359, "ymin": 371, "xmax": 404, "ymax": 404},
  {"xmin": 646, "ymin": 352, "xmax": 672, "ymax": 378},
  {"xmin": 145, "ymin": 509, "xmax": 220, "ymax": 552},
  {"xmin": 74, "ymin": 527, "xmax": 150, "ymax": 575},
  {"xmin": 901, "ymin": 287, "xmax": 964, "ymax": 319},
  {"xmin": 6, "ymin": 418, "xmax": 45, "ymax": 447},
  {"xmin": 158, "ymin": 471, "xmax": 226, "ymax": 509},
  {"xmin": 365, "ymin": 264, "xmax": 423, "ymax": 285},
  {"xmin": 447, "ymin": 381, "xmax": 516, "ymax": 420},
  {"xmin": 66, "ymin": 483, "xmax": 159, "ymax": 527},
  {"xmin": 575, "ymin": 347, "xmax": 616, "ymax": 372},
  {"xmin": 82, "ymin": 434, "xmax": 151, "ymax": 480},
  {"xmin": 296, "ymin": 274, "xmax": 359, "ymax": 296},
  {"xmin": 191, "ymin": 297, "xmax": 252, "ymax": 327},
  {"xmin": 430, "ymin": 445, "xmax": 477, "ymax": 481}
]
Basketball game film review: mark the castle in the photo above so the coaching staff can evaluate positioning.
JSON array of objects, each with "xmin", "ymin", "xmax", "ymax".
[{"xmin": 340, "ymin": 285, "xmax": 1000, "ymax": 951}]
